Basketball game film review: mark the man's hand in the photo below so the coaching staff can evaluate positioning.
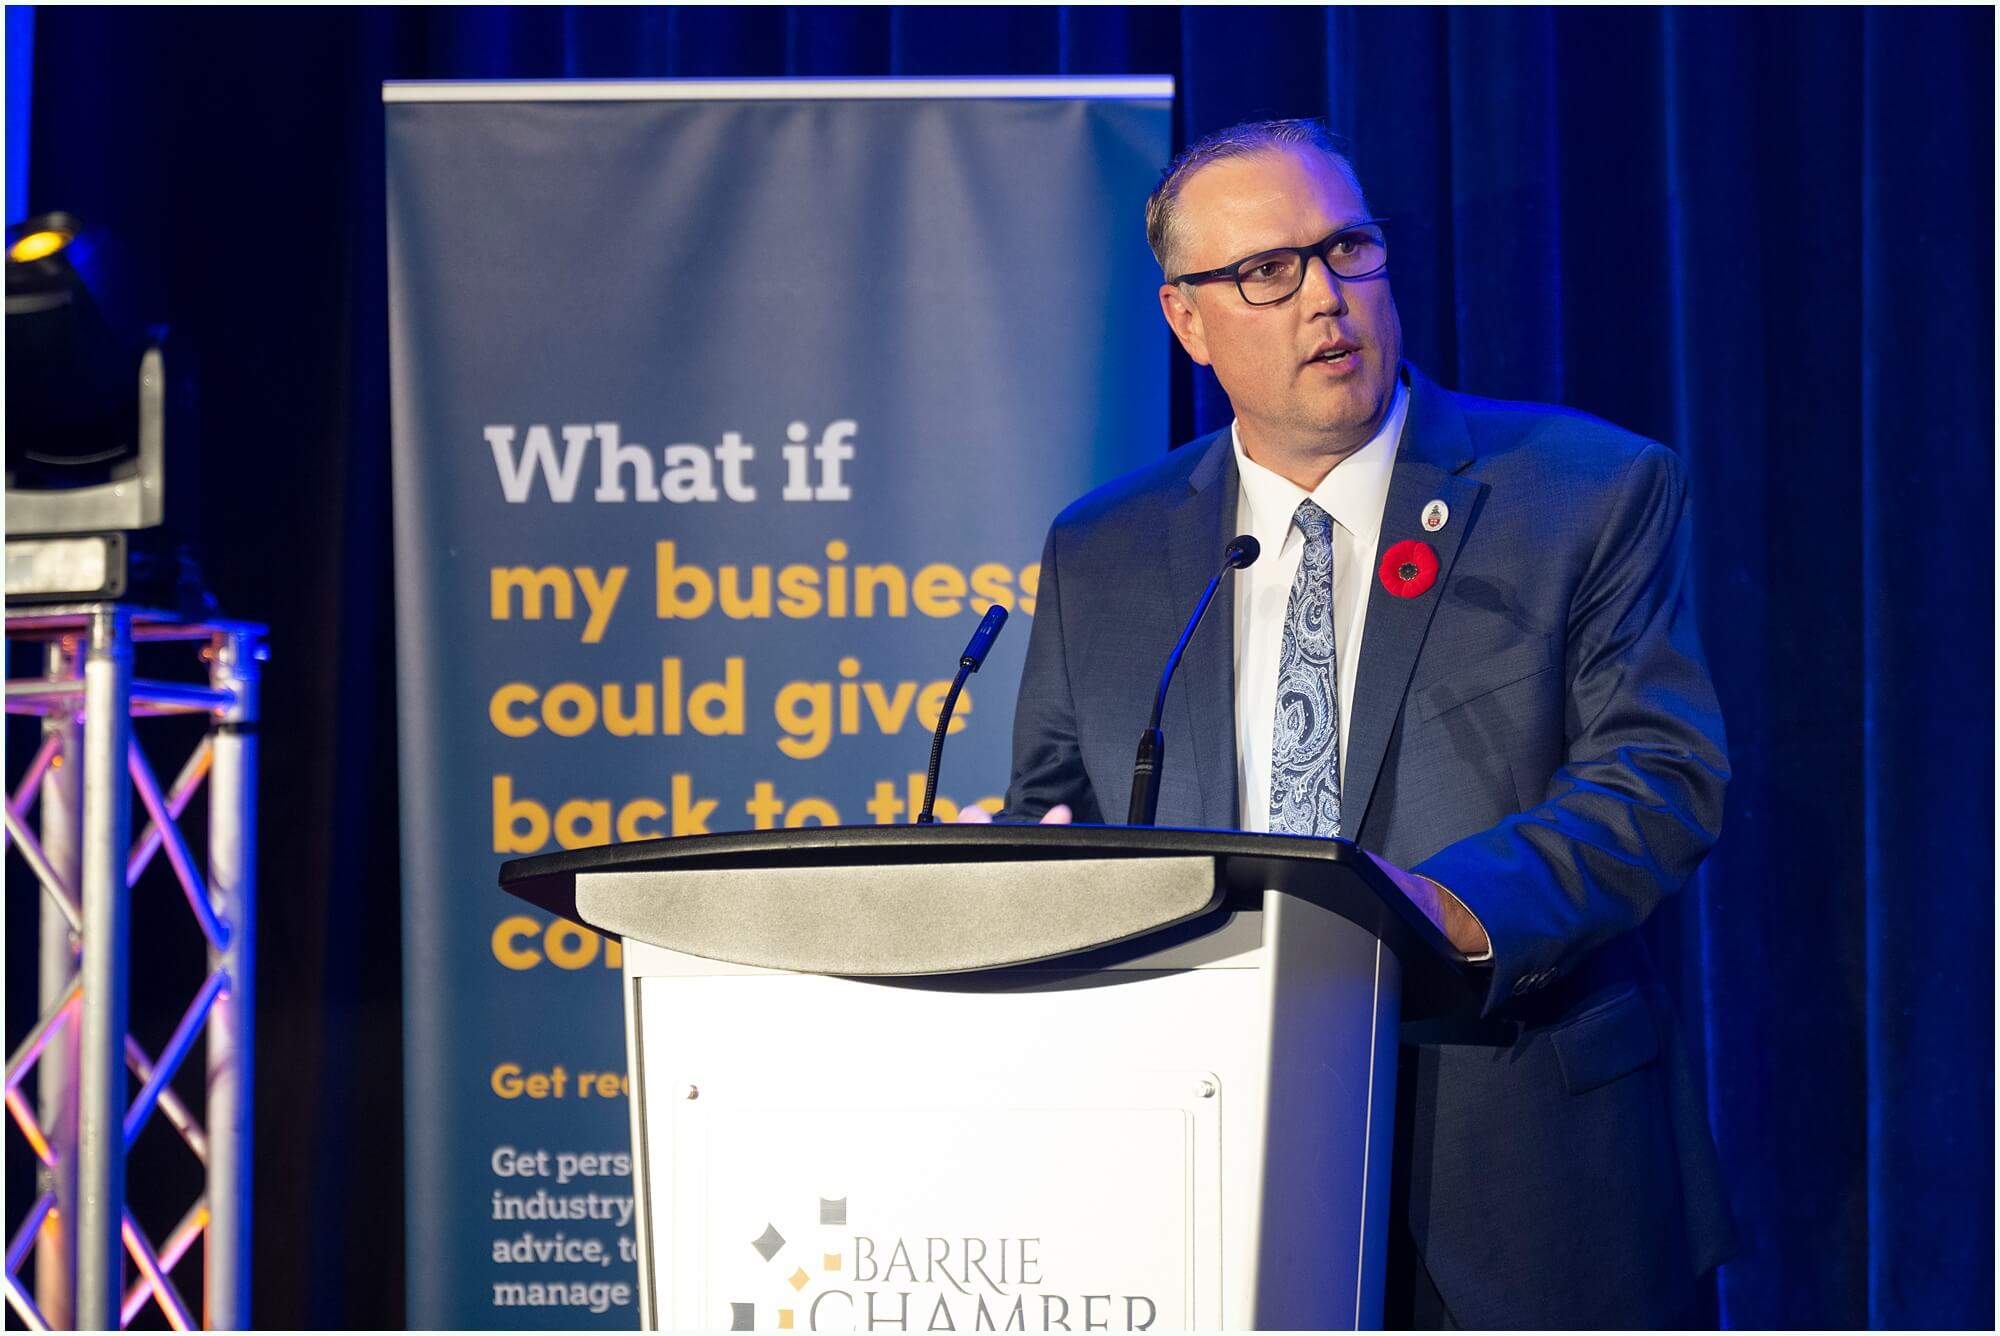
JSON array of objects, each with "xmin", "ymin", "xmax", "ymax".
[
  {"xmin": 955, "ymin": 804, "xmax": 1073, "ymax": 825},
  {"xmin": 1366, "ymin": 850, "xmax": 1492, "ymax": 960}
]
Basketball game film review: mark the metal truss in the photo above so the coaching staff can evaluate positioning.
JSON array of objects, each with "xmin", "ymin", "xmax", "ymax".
[{"xmin": 4, "ymin": 605, "xmax": 263, "ymax": 1330}]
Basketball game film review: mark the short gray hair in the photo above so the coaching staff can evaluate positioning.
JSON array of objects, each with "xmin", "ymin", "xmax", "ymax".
[{"xmin": 1144, "ymin": 119, "xmax": 1369, "ymax": 279}]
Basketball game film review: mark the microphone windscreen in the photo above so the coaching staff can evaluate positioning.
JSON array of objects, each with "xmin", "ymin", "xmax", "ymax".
[
  {"xmin": 960, "ymin": 603, "xmax": 1008, "ymax": 670},
  {"xmin": 1225, "ymin": 534, "xmax": 1261, "ymax": 568}
]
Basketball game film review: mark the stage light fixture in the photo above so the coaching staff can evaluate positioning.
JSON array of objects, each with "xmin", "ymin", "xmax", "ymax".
[
  {"xmin": 8, "ymin": 221, "xmax": 76, "ymax": 264},
  {"xmin": 5, "ymin": 213, "xmax": 205, "ymax": 609}
]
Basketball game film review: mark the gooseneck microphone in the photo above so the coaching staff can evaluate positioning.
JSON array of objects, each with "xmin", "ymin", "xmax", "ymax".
[
  {"xmin": 1127, "ymin": 534, "xmax": 1260, "ymax": 826},
  {"xmin": 916, "ymin": 604, "xmax": 1009, "ymax": 823}
]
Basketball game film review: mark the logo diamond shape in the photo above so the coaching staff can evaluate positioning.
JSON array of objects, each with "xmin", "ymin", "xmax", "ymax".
[{"xmin": 733, "ymin": 1196, "xmax": 852, "ymax": 1323}]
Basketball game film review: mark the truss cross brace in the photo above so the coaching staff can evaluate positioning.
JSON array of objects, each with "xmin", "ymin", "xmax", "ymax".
[{"xmin": 4, "ymin": 605, "xmax": 265, "ymax": 1330}]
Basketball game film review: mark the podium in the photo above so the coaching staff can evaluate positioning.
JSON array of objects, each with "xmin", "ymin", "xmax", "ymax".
[{"xmin": 501, "ymin": 825, "xmax": 1467, "ymax": 1332}]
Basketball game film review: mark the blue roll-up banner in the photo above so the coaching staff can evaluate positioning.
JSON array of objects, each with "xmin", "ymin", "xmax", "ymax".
[{"xmin": 386, "ymin": 80, "xmax": 1172, "ymax": 1328}]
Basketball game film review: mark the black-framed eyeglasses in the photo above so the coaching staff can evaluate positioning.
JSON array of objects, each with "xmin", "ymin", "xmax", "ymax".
[{"xmin": 1171, "ymin": 220, "xmax": 1390, "ymax": 307}]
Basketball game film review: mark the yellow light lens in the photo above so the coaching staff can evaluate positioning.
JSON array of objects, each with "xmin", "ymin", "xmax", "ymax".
[{"xmin": 9, "ymin": 229, "xmax": 73, "ymax": 263}]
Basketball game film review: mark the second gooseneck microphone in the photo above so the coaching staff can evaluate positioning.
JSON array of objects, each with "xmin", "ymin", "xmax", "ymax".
[
  {"xmin": 916, "ymin": 604, "xmax": 1009, "ymax": 823},
  {"xmin": 1127, "ymin": 535, "xmax": 1260, "ymax": 826}
]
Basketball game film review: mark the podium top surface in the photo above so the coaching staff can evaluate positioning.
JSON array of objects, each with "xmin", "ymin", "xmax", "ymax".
[
  {"xmin": 500, "ymin": 824, "xmax": 1468, "ymax": 985},
  {"xmin": 505, "ymin": 820, "xmax": 1364, "ymax": 877}
]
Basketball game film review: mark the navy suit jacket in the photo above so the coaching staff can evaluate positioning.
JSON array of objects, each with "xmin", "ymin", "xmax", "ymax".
[{"xmin": 1005, "ymin": 365, "xmax": 1733, "ymax": 1327}]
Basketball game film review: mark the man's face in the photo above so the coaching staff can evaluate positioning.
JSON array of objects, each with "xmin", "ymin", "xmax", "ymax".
[{"xmin": 1159, "ymin": 148, "xmax": 1403, "ymax": 470}]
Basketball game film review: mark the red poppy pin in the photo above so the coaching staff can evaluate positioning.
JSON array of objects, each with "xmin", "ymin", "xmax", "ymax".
[{"xmin": 1378, "ymin": 539, "xmax": 1440, "ymax": 598}]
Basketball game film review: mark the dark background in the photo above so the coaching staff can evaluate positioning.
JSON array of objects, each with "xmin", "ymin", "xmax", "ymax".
[{"xmin": 5, "ymin": 6, "xmax": 1992, "ymax": 1330}]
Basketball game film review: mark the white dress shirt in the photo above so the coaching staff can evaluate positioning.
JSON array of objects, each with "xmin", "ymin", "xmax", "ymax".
[{"xmin": 1232, "ymin": 382, "xmax": 1410, "ymax": 833}]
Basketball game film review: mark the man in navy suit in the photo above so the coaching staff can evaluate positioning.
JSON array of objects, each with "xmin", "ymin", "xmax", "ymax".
[{"xmin": 1001, "ymin": 120, "xmax": 1732, "ymax": 1327}]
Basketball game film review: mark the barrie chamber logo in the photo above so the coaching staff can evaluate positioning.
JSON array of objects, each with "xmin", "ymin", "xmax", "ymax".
[{"xmin": 729, "ymin": 1195, "xmax": 1160, "ymax": 1333}]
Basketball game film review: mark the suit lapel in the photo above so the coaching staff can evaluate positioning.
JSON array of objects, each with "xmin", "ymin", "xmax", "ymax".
[
  {"xmin": 1165, "ymin": 432, "xmax": 1241, "ymax": 829},
  {"xmin": 1342, "ymin": 368, "xmax": 1484, "ymax": 837}
]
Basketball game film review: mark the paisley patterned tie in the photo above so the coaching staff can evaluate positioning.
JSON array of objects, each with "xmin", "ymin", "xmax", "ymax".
[{"xmin": 1270, "ymin": 499, "xmax": 1341, "ymax": 837}]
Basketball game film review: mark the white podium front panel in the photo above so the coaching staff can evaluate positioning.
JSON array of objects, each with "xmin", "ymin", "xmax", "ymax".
[
  {"xmin": 613, "ymin": 889, "xmax": 1399, "ymax": 1332},
  {"xmin": 668, "ymin": 1065, "xmax": 1218, "ymax": 1332}
]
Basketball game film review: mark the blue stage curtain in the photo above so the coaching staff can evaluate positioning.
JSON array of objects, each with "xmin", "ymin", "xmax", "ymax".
[{"xmin": 13, "ymin": 6, "xmax": 1990, "ymax": 1328}]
